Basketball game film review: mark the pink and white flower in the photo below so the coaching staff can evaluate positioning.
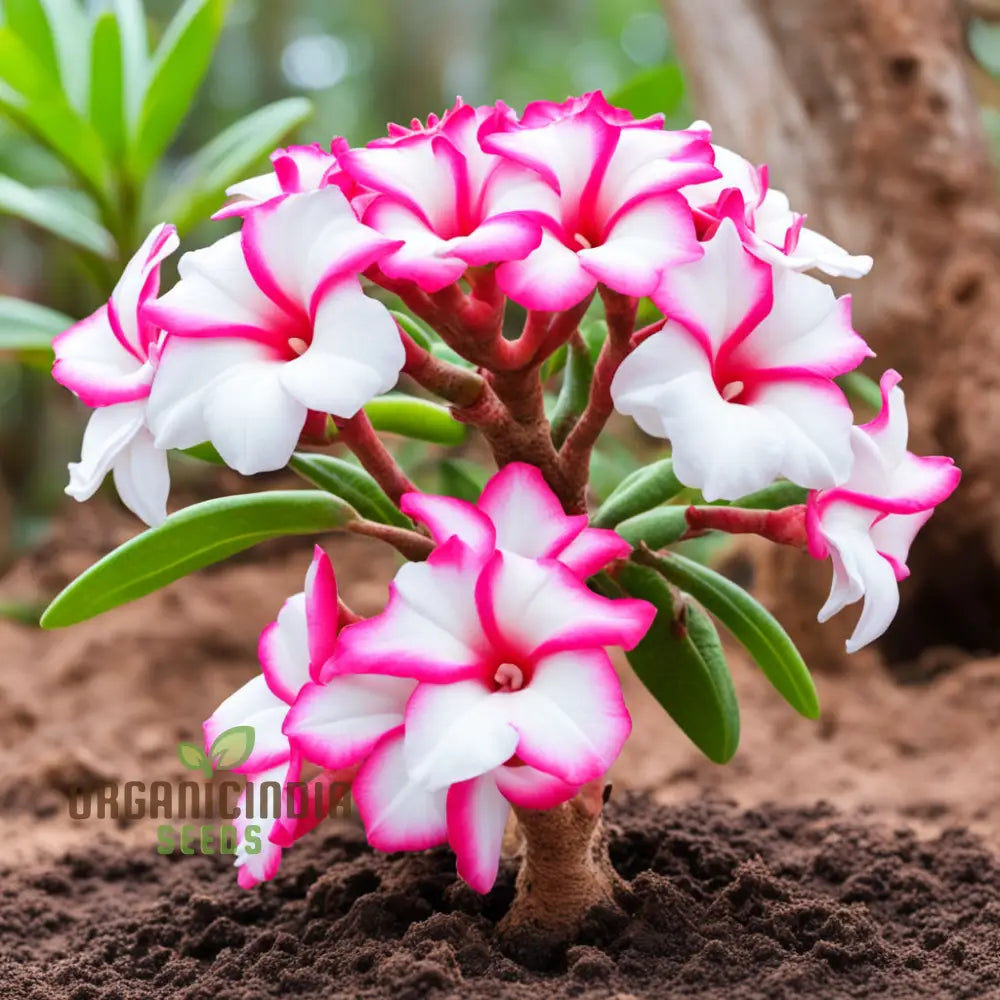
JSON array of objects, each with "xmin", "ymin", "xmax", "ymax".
[
  {"xmin": 145, "ymin": 187, "xmax": 405, "ymax": 475},
  {"xmin": 479, "ymin": 92, "xmax": 717, "ymax": 310},
  {"xmin": 285, "ymin": 513, "xmax": 654, "ymax": 891},
  {"xmin": 203, "ymin": 547, "xmax": 351, "ymax": 887},
  {"xmin": 806, "ymin": 370, "xmax": 960, "ymax": 651},
  {"xmin": 682, "ymin": 131, "xmax": 873, "ymax": 279},
  {"xmin": 611, "ymin": 218, "xmax": 871, "ymax": 501},
  {"xmin": 52, "ymin": 224, "xmax": 178, "ymax": 525},
  {"xmin": 338, "ymin": 100, "xmax": 543, "ymax": 292},
  {"xmin": 214, "ymin": 142, "xmax": 347, "ymax": 220},
  {"xmin": 400, "ymin": 461, "xmax": 630, "ymax": 577}
]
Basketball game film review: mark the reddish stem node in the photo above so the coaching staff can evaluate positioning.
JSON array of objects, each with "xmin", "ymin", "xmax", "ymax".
[
  {"xmin": 334, "ymin": 411, "xmax": 417, "ymax": 506},
  {"xmin": 684, "ymin": 504, "xmax": 809, "ymax": 547}
]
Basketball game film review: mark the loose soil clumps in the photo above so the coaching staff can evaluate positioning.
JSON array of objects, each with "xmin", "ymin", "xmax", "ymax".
[{"xmin": 2, "ymin": 795, "xmax": 999, "ymax": 999}]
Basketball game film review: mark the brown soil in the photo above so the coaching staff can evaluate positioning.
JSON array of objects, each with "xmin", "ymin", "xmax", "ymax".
[
  {"xmin": 2, "ymin": 498, "xmax": 1000, "ymax": 997},
  {"xmin": 4, "ymin": 795, "xmax": 1000, "ymax": 999}
]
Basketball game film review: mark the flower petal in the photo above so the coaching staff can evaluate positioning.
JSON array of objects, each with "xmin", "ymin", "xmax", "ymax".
[
  {"xmin": 204, "ymin": 674, "xmax": 291, "ymax": 774},
  {"xmin": 278, "ymin": 278, "xmax": 404, "ymax": 418},
  {"xmin": 403, "ymin": 680, "xmax": 518, "ymax": 790},
  {"xmin": 477, "ymin": 462, "xmax": 586, "ymax": 559},
  {"xmin": 329, "ymin": 538, "xmax": 487, "ymax": 682},
  {"xmin": 233, "ymin": 759, "xmax": 291, "ymax": 888},
  {"xmin": 305, "ymin": 546, "xmax": 339, "ymax": 679},
  {"xmin": 476, "ymin": 550, "xmax": 655, "ymax": 660},
  {"xmin": 66, "ymin": 402, "xmax": 145, "ymax": 504},
  {"xmin": 447, "ymin": 773, "xmax": 510, "ymax": 893},
  {"xmin": 494, "ymin": 762, "xmax": 579, "ymax": 810},
  {"xmin": 52, "ymin": 306, "xmax": 153, "ymax": 407},
  {"xmin": 556, "ymin": 528, "xmax": 631, "ymax": 578},
  {"xmin": 400, "ymin": 492, "xmax": 496, "ymax": 558},
  {"xmin": 503, "ymin": 649, "xmax": 630, "ymax": 784},
  {"xmin": 258, "ymin": 593, "xmax": 309, "ymax": 704},
  {"xmin": 353, "ymin": 728, "xmax": 448, "ymax": 852},
  {"xmin": 283, "ymin": 675, "xmax": 413, "ymax": 769},
  {"xmin": 111, "ymin": 426, "xmax": 170, "ymax": 526},
  {"xmin": 578, "ymin": 192, "xmax": 702, "ymax": 298},
  {"xmin": 652, "ymin": 217, "xmax": 773, "ymax": 357},
  {"xmin": 496, "ymin": 228, "xmax": 595, "ymax": 311}
]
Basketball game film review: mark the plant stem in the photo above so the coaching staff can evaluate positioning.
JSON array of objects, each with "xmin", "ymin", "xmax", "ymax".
[
  {"xmin": 347, "ymin": 519, "xmax": 434, "ymax": 561},
  {"xmin": 559, "ymin": 290, "xmax": 638, "ymax": 504},
  {"xmin": 499, "ymin": 780, "xmax": 624, "ymax": 955},
  {"xmin": 334, "ymin": 411, "xmax": 418, "ymax": 506},
  {"xmin": 400, "ymin": 330, "xmax": 485, "ymax": 407}
]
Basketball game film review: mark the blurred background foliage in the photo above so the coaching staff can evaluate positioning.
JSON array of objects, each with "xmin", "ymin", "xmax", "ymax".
[{"xmin": 0, "ymin": 0, "xmax": 689, "ymax": 563}]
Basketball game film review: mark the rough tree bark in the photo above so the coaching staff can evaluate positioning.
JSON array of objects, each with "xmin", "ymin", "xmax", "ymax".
[{"xmin": 664, "ymin": 0, "xmax": 1000, "ymax": 666}]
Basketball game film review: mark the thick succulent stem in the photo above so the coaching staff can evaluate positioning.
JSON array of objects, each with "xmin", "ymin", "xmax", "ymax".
[{"xmin": 499, "ymin": 781, "xmax": 624, "ymax": 958}]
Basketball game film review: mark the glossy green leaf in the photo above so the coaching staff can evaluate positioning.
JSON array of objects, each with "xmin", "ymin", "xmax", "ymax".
[
  {"xmin": 4, "ymin": 0, "xmax": 89, "ymax": 108},
  {"xmin": 0, "ymin": 27, "xmax": 109, "ymax": 194},
  {"xmin": 0, "ymin": 174, "xmax": 115, "ymax": 256},
  {"xmin": 88, "ymin": 11, "xmax": 125, "ymax": 158},
  {"xmin": 130, "ymin": 0, "xmax": 231, "ymax": 179},
  {"xmin": 836, "ymin": 370, "xmax": 882, "ymax": 413},
  {"xmin": 615, "ymin": 505, "xmax": 687, "ymax": 550},
  {"xmin": 608, "ymin": 64, "xmax": 685, "ymax": 121},
  {"xmin": 364, "ymin": 394, "xmax": 467, "ymax": 445},
  {"xmin": 289, "ymin": 452, "xmax": 411, "ymax": 528},
  {"xmin": 550, "ymin": 335, "xmax": 594, "ymax": 449},
  {"xmin": 390, "ymin": 309, "xmax": 438, "ymax": 350},
  {"xmin": 727, "ymin": 480, "xmax": 808, "ymax": 511},
  {"xmin": 113, "ymin": 0, "xmax": 148, "ymax": 127},
  {"xmin": 619, "ymin": 562, "xmax": 739, "ymax": 763},
  {"xmin": 40, "ymin": 490, "xmax": 354, "ymax": 628},
  {"xmin": 0, "ymin": 295, "xmax": 72, "ymax": 353},
  {"xmin": 430, "ymin": 339, "xmax": 474, "ymax": 369},
  {"xmin": 162, "ymin": 96, "xmax": 312, "ymax": 233},
  {"xmin": 639, "ymin": 549, "xmax": 819, "ymax": 719},
  {"xmin": 438, "ymin": 458, "xmax": 487, "ymax": 502},
  {"xmin": 592, "ymin": 458, "xmax": 683, "ymax": 528}
]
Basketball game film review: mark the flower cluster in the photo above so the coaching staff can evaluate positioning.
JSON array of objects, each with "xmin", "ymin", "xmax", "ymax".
[
  {"xmin": 51, "ymin": 90, "xmax": 961, "ymax": 893},
  {"xmin": 210, "ymin": 466, "xmax": 653, "ymax": 890}
]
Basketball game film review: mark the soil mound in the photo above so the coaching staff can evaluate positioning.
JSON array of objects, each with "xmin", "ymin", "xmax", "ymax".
[{"xmin": 2, "ymin": 795, "xmax": 999, "ymax": 1000}]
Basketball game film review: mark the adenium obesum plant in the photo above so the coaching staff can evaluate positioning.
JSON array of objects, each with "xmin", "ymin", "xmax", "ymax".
[{"xmin": 47, "ymin": 92, "xmax": 960, "ymax": 939}]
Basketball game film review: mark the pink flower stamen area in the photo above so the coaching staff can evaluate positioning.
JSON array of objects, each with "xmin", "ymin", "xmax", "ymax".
[{"xmin": 493, "ymin": 662, "xmax": 525, "ymax": 692}]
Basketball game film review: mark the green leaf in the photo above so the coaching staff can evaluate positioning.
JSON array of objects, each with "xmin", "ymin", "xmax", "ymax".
[
  {"xmin": 430, "ymin": 340, "xmax": 474, "ymax": 369},
  {"xmin": 616, "ymin": 505, "xmax": 688, "ymax": 550},
  {"xmin": 0, "ymin": 27, "xmax": 109, "ymax": 195},
  {"xmin": 112, "ymin": 0, "xmax": 148, "ymax": 128},
  {"xmin": 438, "ymin": 458, "xmax": 487, "ymax": 502},
  {"xmin": 129, "ymin": 0, "xmax": 231, "ymax": 179},
  {"xmin": 363, "ymin": 394, "xmax": 467, "ymax": 446},
  {"xmin": 0, "ymin": 174, "xmax": 115, "ymax": 256},
  {"xmin": 619, "ymin": 562, "xmax": 740, "ymax": 763},
  {"xmin": 4, "ymin": 0, "xmax": 89, "ymax": 109},
  {"xmin": 289, "ymin": 452, "xmax": 411, "ymax": 528},
  {"xmin": 177, "ymin": 741, "xmax": 209, "ymax": 774},
  {"xmin": 40, "ymin": 490, "xmax": 355, "ymax": 628},
  {"xmin": 161, "ymin": 96, "xmax": 312, "ymax": 233},
  {"xmin": 638, "ymin": 550, "xmax": 819, "ymax": 719},
  {"xmin": 390, "ymin": 309, "xmax": 438, "ymax": 350},
  {"xmin": 836, "ymin": 370, "xmax": 882, "ymax": 413},
  {"xmin": 608, "ymin": 64, "xmax": 686, "ymax": 121},
  {"xmin": 88, "ymin": 11, "xmax": 126, "ymax": 159},
  {"xmin": 726, "ymin": 480, "xmax": 808, "ymax": 511},
  {"xmin": 0, "ymin": 294, "xmax": 72, "ymax": 354},
  {"xmin": 592, "ymin": 458, "xmax": 683, "ymax": 528},
  {"xmin": 550, "ymin": 335, "xmax": 594, "ymax": 449},
  {"xmin": 208, "ymin": 725, "xmax": 255, "ymax": 771}
]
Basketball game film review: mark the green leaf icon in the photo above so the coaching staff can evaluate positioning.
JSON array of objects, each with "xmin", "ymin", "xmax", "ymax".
[
  {"xmin": 178, "ymin": 741, "xmax": 210, "ymax": 777},
  {"xmin": 209, "ymin": 725, "xmax": 256, "ymax": 772}
]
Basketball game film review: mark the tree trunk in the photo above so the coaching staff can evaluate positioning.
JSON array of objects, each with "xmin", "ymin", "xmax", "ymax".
[{"xmin": 664, "ymin": 0, "xmax": 1000, "ymax": 665}]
